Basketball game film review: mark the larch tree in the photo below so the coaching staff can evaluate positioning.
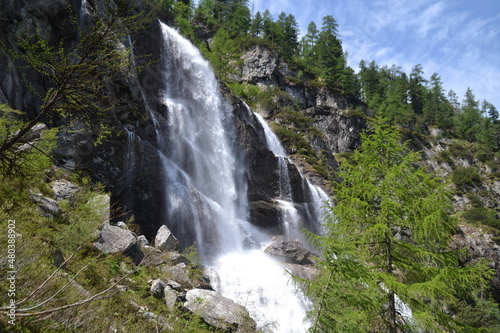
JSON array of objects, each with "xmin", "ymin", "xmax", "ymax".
[{"xmin": 304, "ymin": 120, "xmax": 497, "ymax": 333}]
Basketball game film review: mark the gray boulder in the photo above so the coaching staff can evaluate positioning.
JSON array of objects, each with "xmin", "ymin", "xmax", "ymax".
[
  {"xmin": 154, "ymin": 225, "xmax": 179, "ymax": 251},
  {"xmin": 29, "ymin": 193, "xmax": 60, "ymax": 217},
  {"xmin": 184, "ymin": 289, "xmax": 256, "ymax": 332},
  {"xmin": 94, "ymin": 223, "xmax": 144, "ymax": 265},
  {"xmin": 164, "ymin": 286, "xmax": 178, "ymax": 311},
  {"xmin": 264, "ymin": 237, "xmax": 312, "ymax": 265},
  {"xmin": 52, "ymin": 179, "xmax": 78, "ymax": 200},
  {"xmin": 149, "ymin": 278, "xmax": 166, "ymax": 299},
  {"xmin": 137, "ymin": 235, "xmax": 149, "ymax": 246}
]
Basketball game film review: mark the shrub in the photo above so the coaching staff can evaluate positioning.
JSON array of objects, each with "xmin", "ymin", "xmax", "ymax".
[
  {"xmin": 452, "ymin": 166, "xmax": 481, "ymax": 190},
  {"xmin": 449, "ymin": 140, "xmax": 474, "ymax": 161}
]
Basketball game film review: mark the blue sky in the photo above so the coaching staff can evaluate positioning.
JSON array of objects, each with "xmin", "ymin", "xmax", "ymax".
[{"xmin": 251, "ymin": 0, "xmax": 500, "ymax": 109}]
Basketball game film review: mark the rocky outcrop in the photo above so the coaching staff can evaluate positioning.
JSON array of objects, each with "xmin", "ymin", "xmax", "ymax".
[
  {"xmin": 184, "ymin": 289, "xmax": 256, "ymax": 332},
  {"xmin": 240, "ymin": 45, "xmax": 279, "ymax": 84},
  {"xmin": 452, "ymin": 223, "xmax": 500, "ymax": 302}
]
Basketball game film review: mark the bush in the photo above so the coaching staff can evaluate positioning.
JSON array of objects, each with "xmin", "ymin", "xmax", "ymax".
[
  {"xmin": 435, "ymin": 150, "xmax": 454, "ymax": 166},
  {"xmin": 452, "ymin": 166, "xmax": 481, "ymax": 190},
  {"xmin": 449, "ymin": 140, "xmax": 474, "ymax": 161},
  {"xmin": 463, "ymin": 207, "xmax": 500, "ymax": 231}
]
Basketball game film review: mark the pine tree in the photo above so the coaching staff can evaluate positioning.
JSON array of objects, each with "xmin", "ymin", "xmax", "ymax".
[
  {"xmin": 408, "ymin": 64, "xmax": 427, "ymax": 115},
  {"xmin": 304, "ymin": 120, "xmax": 496, "ymax": 332},
  {"xmin": 250, "ymin": 11, "xmax": 263, "ymax": 37},
  {"xmin": 456, "ymin": 88, "xmax": 482, "ymax": 141},
  {"xmin": 300, "ymin": 21, "xmax": 319, "ymax": 63},
  {"xmin": 276, "ymin": 12, "xmax": 299, "ymax": 59},
  {"xmin": 423, "ymin": 73, "xmax": 454, "ymax": 129},
  {"xmin": 316, "ymin": 15, "xmax": 344, "ymax": 86}
]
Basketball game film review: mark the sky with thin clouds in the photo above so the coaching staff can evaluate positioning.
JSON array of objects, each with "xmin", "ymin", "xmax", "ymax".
[{"xmin": 251, "ymin": 0, "xmax": 500, "ymax": 109}]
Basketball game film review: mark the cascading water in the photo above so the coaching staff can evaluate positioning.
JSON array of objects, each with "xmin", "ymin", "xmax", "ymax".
[
  {"xmin": 253, "ymin": 112, "xmax": 302, "ymax": 239},
  {"xmin": 157, "ymin": 23, "xmax": 329, "ymax": 332},
  {"xmin": 253, "ymin": 111, "xmax": 329, "ymax": 240},
  {"xmin": 159, "ymin": 23, "xmax": 247, "ymax": 258}
]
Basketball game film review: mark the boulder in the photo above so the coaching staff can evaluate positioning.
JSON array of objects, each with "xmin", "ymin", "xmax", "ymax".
[
  {"xmin": 25, "ymin": 123, "xmax": 48, "ymax": 141},
  {"xmin": 52, "ymin": 179, "xmax": 78, "ymax": 200},
  {"xmin": 184, "ymin": 289, "xmax": 256, "ymax": 332},
  {"xmin": 264, "ymin": 237, "xmax": 312, "ymax": 265},
  {"xmin": 166, "ymin": 279, "xmax": 182, "ymax": 291},
  {"xmin": 94, "ymin": 223, "xmax": 144, "ymax": 265},
  {"xmin": 248, "ymin": 200, "xmax": 281, "ymax": 229},
  {"xmin": 137, "ymin": 235, "xmax": 149, "ymax": 246},
  {"xmin": 149, "ymin": 278, "xmax": 166, "ymax": 299},
  {"xmin": 162, "ymin": 263, "xmax": 193, "ymax": 288},
  {"xmin": 29, "ymin": 193, "xmax": 60, "ymax": 217},
  {"xmin": 154, "ymin": 225, "xmax": 179, "ymax": 251},
  {"xmin": 164, "ymin": 285, "xmax": 178, "ymax": 310}
]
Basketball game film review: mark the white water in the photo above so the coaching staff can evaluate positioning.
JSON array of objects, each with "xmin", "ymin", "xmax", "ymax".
[
  {"xmin": 254, "ymin": 111, "xmax": 330, "ymax": 239},
  {"xmin": 158, "ymin": 23, "xmax": 329, "ymax": 332}
]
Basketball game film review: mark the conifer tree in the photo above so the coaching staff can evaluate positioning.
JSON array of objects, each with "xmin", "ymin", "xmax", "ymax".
[
  {"xmin": 304, "ymin": 120, "xmax": 496, "ymax": 333},
  {"xmin": 456, "ymin": 88, "xmax": 482, "ymax": 141},
  {"xmin": 300, "ymin": 21, "xmax": 319, "ymax": 63}
]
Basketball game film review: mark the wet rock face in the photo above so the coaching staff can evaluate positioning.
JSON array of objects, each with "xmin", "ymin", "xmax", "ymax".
[{"xmin": 264, "ymin": 237, "xmax": 313, "ymax": 265}]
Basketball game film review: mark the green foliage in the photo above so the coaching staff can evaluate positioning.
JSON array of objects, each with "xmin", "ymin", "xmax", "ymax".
[
  {"xmin": 452, "ymin": 166, "xmax": 482, "ymax": 191},
  {"xmin": 0, "ymin": 105, "xmax": 57, "ymax": 177},
  {"xmin": 205, "ymin": 28, "xmax": 240, "ymax": 81},
  {"xmin": 463, "ymin": 207, "xmax": 500, "ymax": 231},
  {"xmin": 303, "ymin": 120, "xmax": 498, "ymax": 332}
]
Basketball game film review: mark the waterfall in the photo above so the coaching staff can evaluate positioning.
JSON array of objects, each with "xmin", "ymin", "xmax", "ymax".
[
  {"xmin": 159, "ymin": 23, "xmax": 247, "ymax": 258},
  {"xmin": 157, "ymin": 23, "xmax": 330, "ymax": 332},
  {"xmin": 253, "ymin": 111, "xmax": 330, "ymax": 240}
]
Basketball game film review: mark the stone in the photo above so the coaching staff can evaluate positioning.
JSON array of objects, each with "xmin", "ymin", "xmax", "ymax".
[
  {"xmin": 163, "ymin": 263, "xmax": 192, "ymax": 288},
  {"xmin": 168, "ymin": 251, "xmax": 190, "ymax": 265},
  {"xmin": 150, "ymin": 279, "xmax": 166, "ymax": 299},
  {"xmin": 154, "ymin": 225, "xmax": 179, "ymax": 251},
  {"xmin": 25, "ymin": 123, "xmax": 48, "ymax": 141},
  {"xmin": 164, "ymin": 285, "xmax": 178, "ymax": 310},
  {"xmin": 94, "ymin": 223, "xmax": 144, "ymax": 265},
  {"xmin": 264, "ymin": 237, "xmax": 313, "ymax": 265},
  {"xmin": 166, "ymin": 279, "xmax": 182, "ymax": 291},
  {"xmin": 116, "ymin": 221, "xmax": 128, "ymax": 229},
  {"xmin": 29, "ymin": 193, "xmax": 60, "ymax": 217},
  {"xmin": 52, "ymin": 179, "xmax": 78, "ymax": 200},
  {"xmin": 249, "ymin": 200, "xmax": 281, "ymax": 228},
  {"xmin": 184, "ymin": 289, "xmax": 256, "ymax": 332},
  {"xmin": 137, "ymin": 235, "xmax": 149, "ymax": 246}
]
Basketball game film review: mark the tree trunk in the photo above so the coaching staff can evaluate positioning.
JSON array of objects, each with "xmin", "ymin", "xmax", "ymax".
[{"xmin": 385, "ymin": 231, "xmax": 397, "ymax": 333}]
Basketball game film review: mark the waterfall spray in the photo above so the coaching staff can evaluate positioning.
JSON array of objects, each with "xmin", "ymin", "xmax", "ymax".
[{"xmin": 157, "ymin": 23, "xmax": 330, "ymax": 332}]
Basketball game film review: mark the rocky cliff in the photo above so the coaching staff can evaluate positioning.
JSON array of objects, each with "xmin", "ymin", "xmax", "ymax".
[{"xmin": 0, "ymin": 0, "xmax": 337, "ymax": 242}]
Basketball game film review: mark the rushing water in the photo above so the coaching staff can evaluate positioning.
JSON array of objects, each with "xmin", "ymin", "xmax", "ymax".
[{"xmin": 158, "ymin": 23, "xmax": 329, "ymax": 332}]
